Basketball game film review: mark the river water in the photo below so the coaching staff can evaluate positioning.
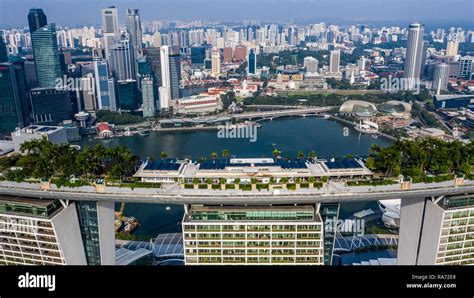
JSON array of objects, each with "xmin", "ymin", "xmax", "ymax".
[{"xmin": 78, "ymin": 116, "xmax": 391, "ymax": 236}]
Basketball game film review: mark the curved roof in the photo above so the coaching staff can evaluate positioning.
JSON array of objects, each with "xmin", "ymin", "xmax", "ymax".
[
  {"xmin": 339, "ymin": 100, "xmax": 377, "ymax": 116},
  {"xmin": 378, "ymin": 100, "xmax": 412, "ymax": 114}
]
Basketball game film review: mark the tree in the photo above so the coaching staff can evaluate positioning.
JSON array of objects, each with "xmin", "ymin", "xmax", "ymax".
[
  {"xmin": 308, "ymin": 151, "xmax": 317, "ymax": 160},
  {"xmin": 272, "ymin": 149, "xmax": 281, "ymax": 158},
  {"xmin": 297, "ymin": 151, "xmax": 305, "ymax": 159},
  {"xmin": 210, "ymin": 152, "xmax": 218, "ymax": 160},
  {"xmin": 222, "ymin": 149, "xmax": 230, "ymax": 159},
  {"xmin": 160, "ymin": 151, "xmax": 168, "ymax": 158}
]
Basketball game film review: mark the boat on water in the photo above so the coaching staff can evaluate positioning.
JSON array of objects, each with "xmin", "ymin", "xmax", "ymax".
[
  {"xmin": 354, "ymin": 120, "xmax": 378, "ymax": 134},
  {"xmin": 138, "ymin": 129, "xmax": 151, "ymax": 136}
]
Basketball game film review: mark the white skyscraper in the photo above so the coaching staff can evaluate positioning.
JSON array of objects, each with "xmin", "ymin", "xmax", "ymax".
[
  {"xmin": 432, "ymin": 63, "xmax": 450, "ymax": 94},
  {"xmin": 404, "ymin": 23, "xmax": 424, "ymax": 89},
  {"xmin": 159, "ymin": 46, "xmax": 172, "ymax": 110},
  {"xmin": 101, "ymin": 6, "xmax": 119, "ymax": 60}
]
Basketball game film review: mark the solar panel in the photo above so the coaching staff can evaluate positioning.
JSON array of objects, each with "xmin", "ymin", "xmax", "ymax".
[
  {"xmin": 325, "ymin": 158, "xmax": 362, "ymax": 169},
  {"xmin": 144, "ymin": 159, "xmax": 181, "ymax": 171}
]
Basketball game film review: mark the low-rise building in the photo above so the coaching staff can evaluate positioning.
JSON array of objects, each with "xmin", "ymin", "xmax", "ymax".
[
  {"xmin": 11, "ymin": 125, "xmax": 68, "ymax": 152},
  {"xmin": 174, "ymin": 94, "xmax": 222, "ymax": 115}
]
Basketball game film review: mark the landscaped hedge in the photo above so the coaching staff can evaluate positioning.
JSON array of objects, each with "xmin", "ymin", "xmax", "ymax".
[
  {"xmin": 346, "ymin": 180, "xmax": 398, "ymax": 187},
  {"xmin": 412, "ymin": 174, "xmax": 455, "ymax": 184}
]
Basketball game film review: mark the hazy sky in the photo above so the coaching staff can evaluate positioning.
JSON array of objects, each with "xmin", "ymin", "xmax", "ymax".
[{"xmin": 1, "ymin": 0, "xmax": 473, "ymax": 28}]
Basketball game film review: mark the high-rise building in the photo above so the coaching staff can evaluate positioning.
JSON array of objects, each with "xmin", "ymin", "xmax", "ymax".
[
  {"xmin": 117, "ymin": 79, "xmax": 139, "ymax": 111},
  {"xmin": 432, "ymin": 63, "xmax": 450, "ymax": 94},
  {"xmin": 358, "ymin": 56, "xmax": 366, "ymax": 71},
  {"xmin": 234, "ymin": 46, "xmax": 247, "ymax": 62},
  {"xmin": 126, "ymin": 9, "xmax": 143, "ymax": 56},
  {"xmin": 141, "ymin": 77, "xmax": 156, "ymax": 118},
  {"xmin": 223, "ymin": 47, "xmax": 233, "ymax": 62},
  {"xmin": 446, "ymin": 40, "xmax": 459, "ymax": 57},
  {"xmin": 182, "ymin": 204, "xmax": 325, "ymax": 265},
  {"xmin": 329, "ymin": 50, "xmax": 340, "ymax": 74},
  {"xmin": 159, "ymin": 46, "xmax": 172, "ymax": 109},
  {"xmin": 404, "ymin": 23, "xmax": 425, "ymax": 89},
  {"xmin": 30, "ymin": 87, "xmax": 73, "ymax": 124},
  {"xmin": 458, "ymin": 56, "xmax": 473, "ymax": 79},
  {"xmin": 94, "ymin": 59, "xmax": 117, "ymax": 111},
  {"xmin": 247, "ymin": 48, "xmax": 257, "ymax": 75},
  {"xmin": 24, "ymin": 55, "xmax": 38, "ymax": 89},
  {"xmin": 304, "ymin": 56, "xmax": 318, "ymax": 73},
  {"xmin": 211, "ymin": 48, "xmax": 221, "ymax": 77},
  {"xmin": 0, "ymin": 31, "xmax": 8, "ymax": 62},
  {"xmin": 0, "ymin": 63, "xmax": 29, "ymax": 132},
  {"xmin": 0, "ymin": 196, "xmax": 115, "ymax": 265},
  {"xmin": 101, "ymin": 6, "xmax": 119, "ymax": 60},
  {"xmin": 27, "ymin": 8, "xmax": 47, "ymax": 34},
  {"xmin": 109, "ymin": 39, "xmax": 136, "ymax": 81},
  {"xmin": 168, "ymin": 46, "xmax": 181, "ymax": 100},
  {"xmin": 190, "ymin": 46, "xmax": 206, "ymax": 66},
  {"xmin": 143, "ymin": 47, "xmax": 162, "ymax": 87},
  {"xmin": 31, "ymin": 23, "xmax": 62, "ymax": 87},
  {"xmin": 398, "ymin": 195, "xmax": 474, "ymax": 265}
]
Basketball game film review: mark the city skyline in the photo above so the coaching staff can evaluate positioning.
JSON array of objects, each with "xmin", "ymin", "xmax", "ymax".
[{"xmin": 0, "ymin": 0, "xmax": 473, "ymax": 28}]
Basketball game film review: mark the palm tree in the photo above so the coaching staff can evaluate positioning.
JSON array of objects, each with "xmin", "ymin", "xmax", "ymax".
[
  {"xmin": 160, "ymin": 151, "xmax": 168, "ymax": 159},
  {"xmin": 272, "ymin": 149, "xmax": 281, "ymax": 158},
  {"xmin": 308, "ymin": 151, "xmax": 317, "ymax": 160},
  {"xmin": 297, "ymin": 151, "xmax": 305, "ymax": 159},
  {"xmin": 222, "ymin": 149, "xmax": 230, "ymax": 159},
  {"xmin": 210, "ymin": 152, "xmax": 218, "ymax": 160}
]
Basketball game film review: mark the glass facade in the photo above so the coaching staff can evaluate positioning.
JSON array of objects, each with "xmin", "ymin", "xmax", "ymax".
[
  {"xmin": 31, "ymin": 24, "xmax": 62, "ymax": 88},
  {"xmin": 320, "ymin": 203, "xmax": 340, "ymax": 265},
  {"xmin": 76, "ymin": 201, "xmax": 102, "ymax": 265},
  {"xmin": 0, "ymin": 199, "xmax": 62, "ymax": 218},
  {"xmin": 190, "ymin": 208, "xmax": 315, "ymax": 221}
]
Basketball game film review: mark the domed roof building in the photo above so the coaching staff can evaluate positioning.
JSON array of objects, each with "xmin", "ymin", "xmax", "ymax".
[
  {"xmin": 339, "ymin": 100, "xmax": 377, "ymax": 117},
  {"xmin": 378, "ymin": 100, "xmax": 412, "ymax": 115}
]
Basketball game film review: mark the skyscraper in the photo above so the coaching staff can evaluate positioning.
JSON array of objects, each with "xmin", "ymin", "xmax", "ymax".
[
  {"xmin": 117, "ymin": 79, "xmax": 139, "ymax": 111},
  {"xmin": 0, "ymin": 31, "xmax": 8, "ymax": 62},
  {"xmin": 94, "ymin": 59, "xmax": 117, "ymax": 111},
  {"xmin": 211, "ymin": 48, "xmax": 221, "ymax": 77},
  {"xmin": 190, "ymin": 46, "xmax": 206, "ymax": 66},
  {"xmin": 247, "ymin": 48, "xmax": 257, "ymax": 75},
  {"xmin": 329, "ymin": 50, "xmax": 340, "ymax": 74},
  {"xmin": 159, "ymin": 46, "xmax": 172, "ymax": 109},
  {"xmin": 27, "ymin": 8, "xmax": 47, "ymax": 34},
  {"xmin": 109, "ymin": 39, "xmax": 136, "ymax": 81},
  {"xmin": 0, "ymin": 196, "xmax": 115, "ymax": 265},
  {"xmin": 223, "ymin": 47, "xmax": 233, "ymax": 62},
  {"xmin": 404, "ymin": 23, "xmax": 424, "ymax": 89},
  {"xmin": 141, "ymin": 77, "xmax": 156, "ymax": 118},
  {"xmin": 398, "ymin": 195, "xmax": 474, "ymax": 265},
  {"xmin": 0, "ymin": 63, "xmax": 28, "ymax": 132},
  {"xmin": 101, "ymin": 6, "xmax": 119, "ymax": 60},
  {"xmin": 304, "ymin": 56, "xmax": 318, "ymax": 73},
  {"xmin": 432, "ymin": 63, "xmax": 449, "ymax": 94},
  {"xmin": 446, "ymin": 40, "xmax": 459, "ymax": 57},
  {"xmin": 182, "ymin": 204, "xmax": 324, "ymax": 265},
  {"xmin": 31, "ymin": 23, "xmax": 62, "ymax": 87},
  {"xmin": 30, "ymin": 87, "xmax": 73, "ymax": 124},
  {"xmin": 126, "ymin": 9, "xmax": 143, "ymax": 56},
  {"xmin": 168, "ymin": 46, "xmax": 181, "ymax": 100}
]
